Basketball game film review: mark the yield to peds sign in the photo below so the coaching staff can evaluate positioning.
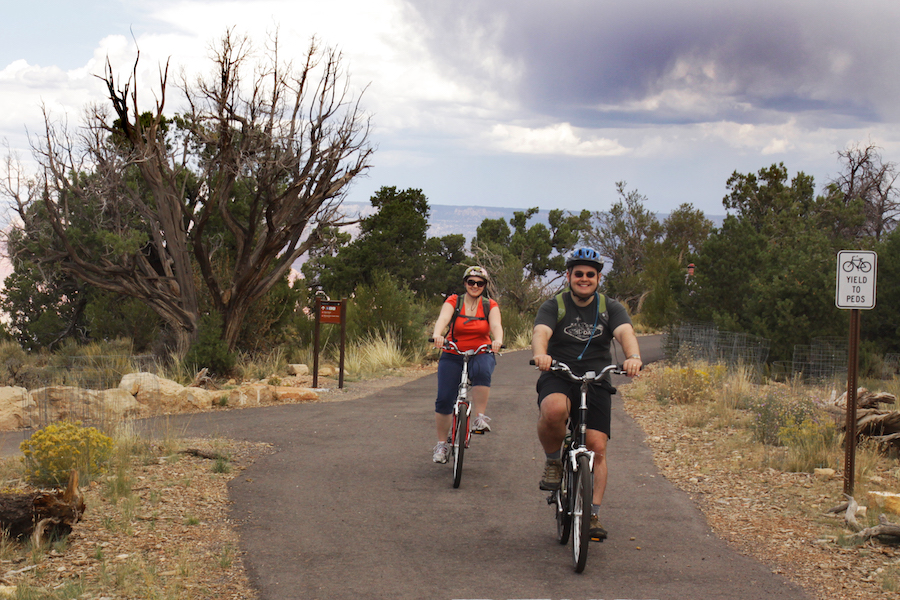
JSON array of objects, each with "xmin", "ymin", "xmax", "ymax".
[{"xmin": 835, "ymin": 251, "xmax": 877, "ymax": 309}]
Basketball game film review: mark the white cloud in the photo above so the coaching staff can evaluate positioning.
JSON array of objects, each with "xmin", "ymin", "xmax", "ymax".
[{"xmin": 487, "ymin": 122, "xmax": 628, "ymax": 157}]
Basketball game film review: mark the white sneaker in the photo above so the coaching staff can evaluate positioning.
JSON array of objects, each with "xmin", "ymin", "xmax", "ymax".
[
  {"xmin": 471, "ymin": 414, "xmax": 492, "ymax": 433},
  {"xmin": 432, "ymin": 441, "xmax": 450, "ymax": 463}
]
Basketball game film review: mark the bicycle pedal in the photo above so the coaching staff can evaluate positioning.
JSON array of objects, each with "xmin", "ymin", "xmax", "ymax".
[
  {"xmin": 590, "ymin": 536, "xmax": 606, "ymax": 543},
  {"xmin": 470, "ymin": 429, "xmax": 486, "ymax": 435}
]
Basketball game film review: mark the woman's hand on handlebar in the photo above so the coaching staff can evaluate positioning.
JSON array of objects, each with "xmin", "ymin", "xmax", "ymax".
[
  {"xmin": 491, "ymin": 339, "xmax": 503, "ymax": 353},
  {"xmin": 431, "ymin": 335, "xmax": 445, "ymax": 350}
]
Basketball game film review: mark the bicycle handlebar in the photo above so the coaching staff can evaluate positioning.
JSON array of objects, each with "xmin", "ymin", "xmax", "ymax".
[
  {"xmin": 528, "ymin": 359, "xmax": 627, "ymax": 380},
  {"xmin": 428, "ymin": 338, "xmax": 503, "ymax": 355}
]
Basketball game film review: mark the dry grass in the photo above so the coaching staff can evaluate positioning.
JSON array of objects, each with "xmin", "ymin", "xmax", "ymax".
[
  {"xmin": 0, "ymin": 434, "xmax": 267, "ymax": 599},
  {"xmin": 622, "ymin": 361, "xmax": 900, "ymax": 599}
]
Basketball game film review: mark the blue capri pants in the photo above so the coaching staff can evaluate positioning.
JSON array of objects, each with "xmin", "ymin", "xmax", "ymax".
[{"xmin": 434, "ymin": 351, "xmax": 497, "ymax": 415}]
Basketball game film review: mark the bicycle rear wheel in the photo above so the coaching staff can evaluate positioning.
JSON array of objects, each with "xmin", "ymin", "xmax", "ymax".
[
  {"xmin": 571, "ymin": 454, "xmax": 592, "ymax": 573},
  {"xmin": 555, "ymin": 458, "xmax": 572, "ymax": 544},
  {"xmin": 451, "ymin": 403, "xmax": 468, "ymax": 488}
]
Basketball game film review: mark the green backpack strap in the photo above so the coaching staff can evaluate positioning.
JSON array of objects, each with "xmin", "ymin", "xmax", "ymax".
[{"xmin": 555, "ymin": 289, "xmax": 606, "ymax": 324}]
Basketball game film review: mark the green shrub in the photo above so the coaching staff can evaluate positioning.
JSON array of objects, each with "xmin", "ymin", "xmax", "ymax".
[
  {"xmin": 500, "ymin": 310, "xmax": 534, "ymax": 350},
  {"xmin": 775, "ymin": 418, "xmax": 839, "ymax": 472},
  {"xmin": 184, "ymin": 313, "xmax": 236, "ymax": 376},
  {"xmin": 343, "ymin": 329, "xmax": 412, "ymax": 379},
  {"xmin": 346, "ymin": 272, "xmax": 429, "ymax": 353},
  {"xmin": 746, "ymin": 387, "xmax": 818, "ymax": 446},
  {"xmin": 20, "ymin": 421, "xmax": 114, "ymax": 486},
  {"xmin": 0, "ymin": 340, "xmax": 28, "ymax": 385},
  {"xmin": 648, "ymin": 362, "xmax": 726, "ymax": 405}
]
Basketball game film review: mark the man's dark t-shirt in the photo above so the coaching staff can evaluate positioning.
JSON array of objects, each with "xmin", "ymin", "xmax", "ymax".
[{"xmin": 534, "ymin": 291, "xmax": 632, "ymax": 374}]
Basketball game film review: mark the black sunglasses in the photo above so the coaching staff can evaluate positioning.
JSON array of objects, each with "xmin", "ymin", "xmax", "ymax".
[
  {"xmin": 572, "ymin": 270, "xmax": 598, "ymax": 279},
  {"xmin": 465, "ymin": 279, "xmax": 486, "ymax": 288}
]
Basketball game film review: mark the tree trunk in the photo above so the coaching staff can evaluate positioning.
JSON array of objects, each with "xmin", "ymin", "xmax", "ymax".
[{"xmin": 0, "ymin": 471, "xmax": 85, "ymax": 543}]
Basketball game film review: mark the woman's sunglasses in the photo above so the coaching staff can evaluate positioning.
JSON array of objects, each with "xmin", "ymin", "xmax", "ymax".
[{"xmin": 465, "ymin": 279, "xmax": 486, "ymax": 288}]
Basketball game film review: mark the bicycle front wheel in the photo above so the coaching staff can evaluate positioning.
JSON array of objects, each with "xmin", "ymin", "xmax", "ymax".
[
  {"xmin": 452, "ymin": 403, "xmax": 468, "ymax": 488},
  {"xmin": 555, "ymin": 458, "xmax": 572, "ymax": 544},
  {"xmin": 571, "ymin": 454, "xmax": 592, "ymax": 573}
]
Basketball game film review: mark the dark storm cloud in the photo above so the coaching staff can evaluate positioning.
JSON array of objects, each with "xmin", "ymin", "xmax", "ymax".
[{"xmin": 405, "ymin": 0, "xmax": 900, "ymax": 128}]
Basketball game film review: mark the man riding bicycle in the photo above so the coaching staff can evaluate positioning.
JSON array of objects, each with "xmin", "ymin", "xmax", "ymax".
[{"xmin": 531, "ymin": 247, "xmax": 642, "ymax": 541}]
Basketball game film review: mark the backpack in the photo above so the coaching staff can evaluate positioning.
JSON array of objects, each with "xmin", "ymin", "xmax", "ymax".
[
  {"xmin": 554, "ymin": 289, "xmax": 607, "ymax": 327},
  {"xmin": 448, "ymin": 294, "xmax": 491, "ymax": 341}
]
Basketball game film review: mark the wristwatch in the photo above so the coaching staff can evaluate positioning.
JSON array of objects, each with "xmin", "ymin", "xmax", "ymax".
[{"xmin": 629, "ymin": 354, "xmax": 641, "ymax": 360}]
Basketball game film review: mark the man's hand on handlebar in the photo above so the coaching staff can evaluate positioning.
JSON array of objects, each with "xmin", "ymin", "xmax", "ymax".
[
  {"xmin": 622, "ymin": 356, "xmax": 642, "ymax": 378},
  {"xmin": 531, "ymin": 353, "xmax": 553, "ymax": 371}
]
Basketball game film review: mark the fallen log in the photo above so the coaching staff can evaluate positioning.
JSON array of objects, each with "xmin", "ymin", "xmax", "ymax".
[
  {"xmin": 180, "ymin": 448, "xmax": 227, "ymax": 460},
  {"xmin": 190, "ymin": 368, "xmax": 218, "ymax": 390},
  {"xmin": 0, "ymin": 471, "xmax": 85, "ymax": 543},
  {"xmin": 837, "ymin": 494, "xmax": 900, "ymax": 545},
  {"xmin": 842, "ymin": 494, "xmax": 863, "ymax": 532},
  {"xmin": 833, "ymin": 388, "xmax": 897, "ymax": 409},
  {"xmin": 856, "ymin": 410, "xmax": 900, "ymax": 437},
  {"xmin": 849, "ymin": 514, "xmax": 900, "ymax": 545}
]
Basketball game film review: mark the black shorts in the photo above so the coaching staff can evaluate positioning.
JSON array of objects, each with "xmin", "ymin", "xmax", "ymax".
[{"xmin": 536, "ymin": 371, "xmax": 615, "ymax": 439}]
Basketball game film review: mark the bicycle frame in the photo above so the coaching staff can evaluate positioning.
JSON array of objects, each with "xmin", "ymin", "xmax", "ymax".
[
  {"xmin": 451, "ymin": 347, "xmax": 474, "ymax": 451},
  {"xmin": 548, "ymin": 361, "xmax": 624, "ymax": 463},
  {"xmin": 436, "ymin": 339, "xmax": 494, "ymax": 488},
  {"xmin": 534, "ymin": 359, "xmax": 625, "ymax": 572}
]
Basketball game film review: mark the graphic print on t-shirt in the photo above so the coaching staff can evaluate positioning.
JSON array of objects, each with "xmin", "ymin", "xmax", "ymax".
[{"xmin": 564, "ymin": 317, "xmax": 604, "ymax": 342}]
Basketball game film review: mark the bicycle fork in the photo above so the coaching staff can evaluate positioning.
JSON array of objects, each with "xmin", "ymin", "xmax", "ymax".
[
  {"xmin": 451, "ymin": 399, "xmax": 471, "ymax": 448},
  {"xmin": 451, "ymin": 360, "xmax": 472, "ymax": 449}
]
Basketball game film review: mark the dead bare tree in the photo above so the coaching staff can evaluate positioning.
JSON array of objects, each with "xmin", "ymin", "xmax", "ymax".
[
  {"xmin": 2, "ymin": 30, "xmax": 372, "ymax": 355},
  {"xmin": 830, "ymin": 142, "xmax": 900, "ymax": 241}
]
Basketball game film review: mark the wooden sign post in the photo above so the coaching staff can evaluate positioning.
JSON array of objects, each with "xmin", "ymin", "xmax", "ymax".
[{"xmin": 313, "ymin": 298, "xmax": 347, "ymax": 389}]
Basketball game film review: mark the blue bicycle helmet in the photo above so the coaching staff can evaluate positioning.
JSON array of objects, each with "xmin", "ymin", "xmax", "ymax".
[{"xmin": 565, "ymin": 247, "xmax": 604, "ymax": 272}]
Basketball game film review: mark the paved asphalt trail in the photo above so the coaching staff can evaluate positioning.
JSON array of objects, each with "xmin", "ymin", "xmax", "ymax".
[
  {"xmin": 0, "ymin": 337, "xmax": 811, "ymax": 599},
  {"xmin": 155, "ymin": 336, "xmax": 810, "ymax": 600}
]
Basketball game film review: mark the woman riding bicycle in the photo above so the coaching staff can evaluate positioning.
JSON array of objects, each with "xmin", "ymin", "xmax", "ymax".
[
  {"xmin": 531, "ymin": 247, "xmax": 642, "ymax": 540},
  {"xmin": 431, "ymin": 266, "xmax": 503, "ymax": 464}
]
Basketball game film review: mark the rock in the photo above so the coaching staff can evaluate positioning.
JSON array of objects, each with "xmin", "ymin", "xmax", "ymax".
[
  {"xmin": 273, "ymin": 387, "xmax": 319, "ymax": 402},
  {"xmin": 0, "ymin": 386, "xmax": 33, "ymax": 430},
  {"xmin": 175, "ymin": 387, "xmax": 221, "ymax": 411},
  {"xmin": 867, "ymin": 491, "xmax": 900, "ymax": 516},
  {"xmin": 288, "ymin": 364, "xmax": 309, "ymax": 376},
  {"xmin": 813, "ymin": 468, "xmax": 836, "ymax": 479},
  {"xmin": 28, "ymin": 386, "xmax": 146, "ymax": 428},
  {"xmin": 119, "ymin": 373, "xmax": 186, "ymax": 410},
  {"xmin": 318, "ymin": 366, "xmax": 344, "ymax": 378},
  {"xmin": 95, "ymin": 388, "xmax": 147, "ymax": 421},
  {"xmin": 227, "ymin": 383, "xmax": 277, "ymax": 407}
]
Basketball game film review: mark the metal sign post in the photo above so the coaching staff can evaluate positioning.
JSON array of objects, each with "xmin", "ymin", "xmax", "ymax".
[
  {"xmin": 313, "ymin": 298, "xmax": 347, "ymax": 389},
  {"xmin": 834, "ymin": 250, "xmax": 877, "ymax": 496}
]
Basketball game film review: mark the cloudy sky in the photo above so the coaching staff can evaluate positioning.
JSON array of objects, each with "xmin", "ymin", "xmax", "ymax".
[{"xmin": 3, "ymin": 0, "xmax": 900, "ymax": 217}]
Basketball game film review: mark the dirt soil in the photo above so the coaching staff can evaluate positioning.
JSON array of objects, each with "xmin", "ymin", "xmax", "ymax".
[
  {"xmin": 0, "ymin": 366, "xmax": 438, "ymax": 598},
  {"xmin": 4, "ymin": 364, "xmax": 899, "ymax": 598},
  {"xmin": 620, "ymin": 391, "xmax": 900, "ymax": 600}
]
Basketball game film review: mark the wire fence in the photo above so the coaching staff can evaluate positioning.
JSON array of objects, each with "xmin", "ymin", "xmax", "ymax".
[
  {"xmin": 22, "ymin": 355, "xmax": 161, "ymax": 434},
  {"xmin": 663, "ymin": 322, "xmax": 770, "ymax": 376},
  {"xmin": 664, "ymin": 323, "xmax": 849, "ymax": 383}
]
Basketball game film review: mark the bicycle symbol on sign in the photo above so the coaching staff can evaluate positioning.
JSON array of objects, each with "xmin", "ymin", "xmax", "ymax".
[{"xmin": 842, "ymin": 255, "xmax": 872, "ymax": 273}]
